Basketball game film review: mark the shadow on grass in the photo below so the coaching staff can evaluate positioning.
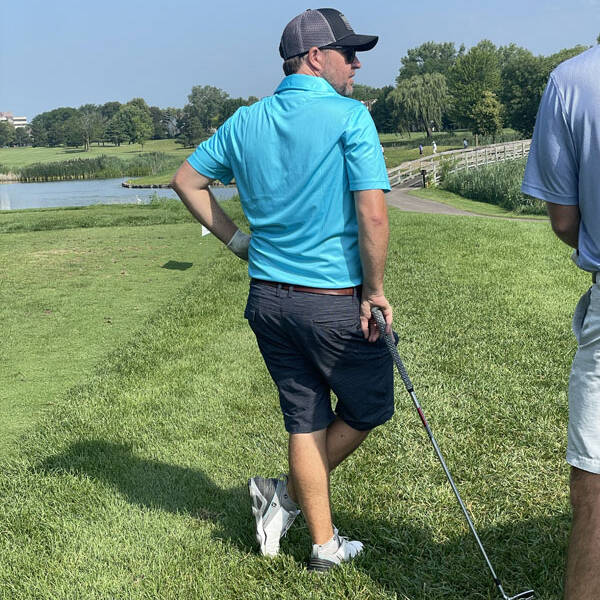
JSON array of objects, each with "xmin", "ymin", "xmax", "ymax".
[
  {"xmin": 162, "ymin": 260, "xmax": 194, "ymax": 271},
  {"xmin": 37, "ymin": 439, "xmax": 568, "ymax": 598},
  {"xmin": 38, "ymin": 439, "xmax": 252, "ymax": 550}
]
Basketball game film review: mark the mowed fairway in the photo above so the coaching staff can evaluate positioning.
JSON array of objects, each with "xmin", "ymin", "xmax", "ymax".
[
  {"xmin": 0, "ymin": 208, "xmax": 221, "ymax": 453},
  {"xmin": 0, "ymin": 204, "xmax": 589, "ymax": 599}
]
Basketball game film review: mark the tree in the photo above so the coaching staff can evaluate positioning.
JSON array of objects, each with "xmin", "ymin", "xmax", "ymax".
[
  {"xmin": 78, "ymin": 105, "xmax": 104, "ymax": 150},
  {"xmin": 499, "ymin": 44, "xmax": 547, "ymax": 136},
  {"xmin": 150, "ymin": 106, "xmax": 167, "ymax": 139},
  {"xmin": 219, "ymin": 95, "xmax": 259, "ymax": 125},
  {"xmin": 471, "ymin": 91, "xmax": 503, "ymax": 140},
  {"xmin": 163, "ymin": 107, "xmax": 182, "ymax": 138},
  {"xmin": 545, "ymin": 45, "xmax": 589, "ymax": 71},
  {"xmin": 397, "ymin": 41, "xmax": 463, "ymax": 81},
  {"xmin": 14, "ymin": 127, "xmax": 30, "ymax": 147},
  {"xmin": 0, "ymin": 121, "xmax": 16, "ymax": 146},
  {"xmin": 389, "ymin": 73, "xmax": 449, "ymax": 137},
  {"xmin": 370, "ymin": 86, "xmax": 397, "ymax": 133},
  {"xmin": 448, "ymin": 40, "xmax": 501, "ymax": 129},
  {"xmin": 351, "ymin": 84, "xmax": 380, "ymax": 102},
  {"xmin": 100, "ymin": 101, "xmax": 121, "ymax": 121},
  {"xmin": 29, "ymin": 115, "xmax": 48, "ymax": 146},
  {"xmin": 177, "ymin": 85, "xmax": 230, "ymax": 147},
  {"xmin": 105, "ymin": 111, "xmax": 129, "ymax": 146},
  {"xmin": 177, "ymin": 107, "xmax": 206, "ymax": 147},
  {"xmin": 186, "ymin": 85, "xmax": 229, "ymax": 130},
  {"xmin": 119, "ymin": 104, "xmax": 153, "ymax": 148},
  {"xmin": 498, "ymin": 43, "xmax": 588, "ymax": 137},
  {"xmin": 63, "ymin": 115, "xmax": 85, "ymax": 147}
]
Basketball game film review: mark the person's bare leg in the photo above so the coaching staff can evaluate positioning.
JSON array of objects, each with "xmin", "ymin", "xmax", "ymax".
[
  {"xmin": 287, "ymin": 429, "xmax": 333, "ymax": 544},
  {"xmin": 565, "ymin": 467, "xmax": 600, "ymax": 600},
  {"xmin": 326, "ymin": 417, "xmax": 370, "ymax": 470},
  {"xmin": 286, "ymin": 418, "xmax": 370, "ymax": 544}
]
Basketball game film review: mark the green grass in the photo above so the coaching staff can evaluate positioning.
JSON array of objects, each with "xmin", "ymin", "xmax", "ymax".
[
  {"xmin": 0, "ymin": 139, "xmax": 189, "ymax": 170},
  {"xmin": 0, "ymin": 203, "xmax": 586, "ymax": 599},
  {"xmin": 0, "ymin": 197, "xmax": 198, "ymax": 233},
  {"xmin": 0, "ymin": 199, "xmax": 228, "ymax": 454},
  {"xmin": 408, "ymin": 187, "xmax": 547, "ymax": 220},
  {"xmin": 384, "ymin": 145, "xmax": 461, "ymax": 168}
]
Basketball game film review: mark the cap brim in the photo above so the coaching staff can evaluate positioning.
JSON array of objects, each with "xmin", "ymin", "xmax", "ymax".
[{"xmin": 323, "ymin": 34, "xmax": 378, "ymax": 52}]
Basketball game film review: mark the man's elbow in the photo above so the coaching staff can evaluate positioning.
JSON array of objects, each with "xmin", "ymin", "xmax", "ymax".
[
  {"xmin": 550, "ymin": 220, "xmax": 576, "ymax": 239},
  {"xmin": 170, "ymin": 169, "xmax": 184, "ymax": 193}
]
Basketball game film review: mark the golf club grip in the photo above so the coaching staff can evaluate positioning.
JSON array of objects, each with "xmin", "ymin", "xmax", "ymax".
[{"xmin": 371, "ymin": 307, "xmax": 414, "ymax": 392}]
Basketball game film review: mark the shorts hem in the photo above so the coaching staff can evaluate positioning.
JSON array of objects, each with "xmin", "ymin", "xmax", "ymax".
[
  {"xmin": 338, "ymin": 408, "xmax": 395, "ymax": 432},
  {"xmin": 566, "ymin": 453, "xmax": 600, "ymax": 475},
  {"xmin": 284, "ymin": 415, "xmax": 337, "ymax": 434}
]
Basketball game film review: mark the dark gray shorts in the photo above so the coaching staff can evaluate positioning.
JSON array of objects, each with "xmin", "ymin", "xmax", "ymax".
[{"xmin": 244, "ymin": 280, "xmax": 395, "ymax": 434}]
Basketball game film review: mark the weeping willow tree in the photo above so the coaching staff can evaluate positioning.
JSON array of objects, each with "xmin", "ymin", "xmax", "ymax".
[{"xmin": 388, "ymin": 72, "xmax": 449, "ymax": 137}]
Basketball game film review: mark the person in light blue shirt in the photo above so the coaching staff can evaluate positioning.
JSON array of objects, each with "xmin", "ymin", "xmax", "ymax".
[
  {"xmin": 172, "ymin": 8, "xmax": 395, "ymax": 572},
  {"xmin": 522, "ymin": 45, "xmax": 600, "ymax": 600}
]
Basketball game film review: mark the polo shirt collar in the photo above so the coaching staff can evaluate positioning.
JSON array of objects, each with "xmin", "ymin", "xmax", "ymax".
[{"xmin": 275, "ymin": 74, "xmax": 337, "ymax": 95}]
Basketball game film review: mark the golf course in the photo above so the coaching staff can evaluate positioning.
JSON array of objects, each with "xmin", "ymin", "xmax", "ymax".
[{"xmin": 0, "ymin": 193, "xmax": 585, "ymax": 599}]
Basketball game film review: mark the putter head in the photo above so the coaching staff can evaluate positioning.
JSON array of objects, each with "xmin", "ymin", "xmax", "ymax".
[{"xmin": 508, "ymin": 591, "xmax": 534, "ymax": 600}]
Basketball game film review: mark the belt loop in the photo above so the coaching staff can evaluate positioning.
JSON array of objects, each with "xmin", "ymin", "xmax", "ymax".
[
  {"xmin": 288, "ymin": 285, "xmax": 294, "ymax": 297},
  {"xmin": 276, "ymin": 283, "xmax": 282, "ymax": 297}
]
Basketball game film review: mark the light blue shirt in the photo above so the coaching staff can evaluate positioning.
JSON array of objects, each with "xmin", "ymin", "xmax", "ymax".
[
  {"xmin": 187, "ymin": 74, "xmax": 390, "ymax": 287},
  {"xmin": 522, "ymin": 46, "xmax": 600, "ymax": 272}
]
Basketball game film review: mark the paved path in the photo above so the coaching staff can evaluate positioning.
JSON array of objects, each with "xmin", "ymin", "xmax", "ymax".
[
  {"xmin": 387, "ymin": 187, "xmax": 546, "ymax": 222},
  {"xmin": 386, "ymin": 187, "xmax": 474, "ymax": 216}
]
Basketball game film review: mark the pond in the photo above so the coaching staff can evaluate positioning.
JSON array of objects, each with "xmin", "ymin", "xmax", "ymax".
[{"xmin": 0, "ymin": 178, "xmax": 238, "ymax": 211}]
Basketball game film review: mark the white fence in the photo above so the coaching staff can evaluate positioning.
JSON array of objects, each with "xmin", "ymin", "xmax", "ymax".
[{"xmin": 387, "ymin": 139, "xmax": 531, "ymax": 188}]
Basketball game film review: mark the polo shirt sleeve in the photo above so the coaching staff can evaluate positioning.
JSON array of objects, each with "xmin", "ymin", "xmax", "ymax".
[
  {"xmin": 186, "ymin": 115, "xmax": 235, "ymax": 185},
  {"xmin": 521, "ymin": 76, "xmax": 579, "ymax": 206},
  {"xmin": 342, "ymin": 104, "xmax": 390, "ymax": 193}
]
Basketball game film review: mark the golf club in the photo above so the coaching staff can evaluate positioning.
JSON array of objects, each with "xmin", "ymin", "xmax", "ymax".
[{"xmin": 371, "ymin": 307, "xmax": 534, "ymax": 600}]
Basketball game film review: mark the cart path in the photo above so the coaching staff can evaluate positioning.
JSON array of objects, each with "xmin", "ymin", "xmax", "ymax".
[{"xmin": 387, "ymin": 187, "xmax": 546, "ymax": 222}]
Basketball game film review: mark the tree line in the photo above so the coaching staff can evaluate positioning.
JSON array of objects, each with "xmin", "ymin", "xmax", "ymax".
[
  {"xmin": 0, "ymin": 89, "xmax": 258, "ymax": 150},
  {"xmin": 1, "ymin": 37, "xmax": 595, "ymax": 150},
  {"xmin": 355, "ymin": 38, "xmax": 593, "ymax": 139}
]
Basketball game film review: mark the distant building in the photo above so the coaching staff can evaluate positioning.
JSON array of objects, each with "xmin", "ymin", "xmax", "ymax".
[{"xmin": 0, "ymin": 112, "xmax": 28, "ymax": 129}]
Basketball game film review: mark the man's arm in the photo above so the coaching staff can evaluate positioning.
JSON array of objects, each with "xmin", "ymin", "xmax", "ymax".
[
  {"xmin": 355, "ymin": 189, "xmax": 392, "ymax": 341},
  {"xmin": 171, "ymin": 161, "xmax": 249, "ymax": 259},
  {"xmin": 546, "ymin": 201, "xmax": 580, "ymax": 249}
]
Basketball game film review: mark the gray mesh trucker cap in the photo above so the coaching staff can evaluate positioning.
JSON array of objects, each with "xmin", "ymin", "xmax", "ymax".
[{"xmin": 279, "ymin": 8, "xmax": 378, "ymax": 60}]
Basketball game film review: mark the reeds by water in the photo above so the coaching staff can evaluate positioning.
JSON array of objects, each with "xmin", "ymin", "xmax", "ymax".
[
  {"xmin": 442, "ymin": 158, "xmax": 545, "ymax": 214},
  {"xmin": 5, "ymin": 153, "xmax": 180, "ymax": 182}
]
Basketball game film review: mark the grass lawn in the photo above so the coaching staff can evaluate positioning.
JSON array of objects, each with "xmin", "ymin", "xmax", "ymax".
[
  {"xmin": 0, "ymin": 202, "xmax": 589, "ymax": 599},
  {"xmin": 0, "ymin": 200, "xmax": 221, "ymax": 454},
  {"xmin": 0, "ymin": 139, "xmax": 190, "ymax": 170},
  {"xmin": 384, "ymin": 145, "xmax": 462, "ymax": 169},
  {"xmin": 408, "ymin": 187, "xmax": 548, "ymax": 220}
]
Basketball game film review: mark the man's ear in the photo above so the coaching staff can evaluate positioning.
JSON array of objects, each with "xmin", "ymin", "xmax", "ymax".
[{"xmin": 304, "ymin": 46, "xmax": 325, "ymax": 73}]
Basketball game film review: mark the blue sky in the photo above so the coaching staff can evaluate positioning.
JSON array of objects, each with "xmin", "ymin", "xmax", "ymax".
[{"xmin": 1, "ymin": 0, "xmax": 599, "ymax": 120}]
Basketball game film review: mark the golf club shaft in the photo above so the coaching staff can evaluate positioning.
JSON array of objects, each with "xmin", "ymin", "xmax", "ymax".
[{"xmin": 371, "ymin": 307, "xmax": 524, "ymax": 600}]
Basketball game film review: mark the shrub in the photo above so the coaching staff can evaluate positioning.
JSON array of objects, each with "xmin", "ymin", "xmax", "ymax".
[{"xmin": 442, "ymin": 158, "xmax": 545, "ymax": 214}]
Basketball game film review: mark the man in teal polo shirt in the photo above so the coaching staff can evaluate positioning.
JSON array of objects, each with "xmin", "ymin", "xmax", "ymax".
[{"xmin": 171, "ymin": 8, "xmax": 394, "ymax": 571}]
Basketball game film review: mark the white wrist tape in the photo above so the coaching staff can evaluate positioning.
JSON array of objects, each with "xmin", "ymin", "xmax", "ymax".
[{"xmin": 226, "ymin": 229, "xmax": 250, "ymax": 260}]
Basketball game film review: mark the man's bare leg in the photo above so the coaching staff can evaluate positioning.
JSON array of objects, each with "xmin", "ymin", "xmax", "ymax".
[
  {"xmin": 286, "ymin": 418, "xmax": 369, "ymax": 545},
  {"xmin": 565, "ymin": 467, "xmax": 600, "ymax": 600}
]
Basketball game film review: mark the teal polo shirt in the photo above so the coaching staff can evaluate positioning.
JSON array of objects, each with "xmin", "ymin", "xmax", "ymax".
[{"xmin": 187, "ymin": 74, "xmax": 390, "ymax": 287}]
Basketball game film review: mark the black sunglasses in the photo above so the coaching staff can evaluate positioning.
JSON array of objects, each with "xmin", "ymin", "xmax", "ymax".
[{"xmin": 323, "ymin": 46, "xmax": 357, "ymax": 64}]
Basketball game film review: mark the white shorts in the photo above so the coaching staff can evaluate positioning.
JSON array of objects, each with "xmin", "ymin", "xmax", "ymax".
[{"xmin": 568, "ymin": 283, "xmax": 600, "ymax": 474}]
